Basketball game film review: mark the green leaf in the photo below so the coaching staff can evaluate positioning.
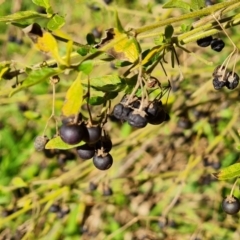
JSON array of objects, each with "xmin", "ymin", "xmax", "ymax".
[
  {"xmin": 88, "ymin": 96, "xmax": 105, "ymax": 105},
  {"xmin": 32, "ymin": 0, "xmax": 51, "ymax": 8},
  {"xmin": 11, "ymin": 177, "xmax": 28, "ymax": 188},
  {"xmin": 237, "ymin": 145, "xmax": 240, "ymax": 151},
  {"xmin": 162, "ymin": 0, "xmax": 191, "ymax": 11},
  {"xmin": 190, "ymin": 0, "xmax": 205, "ymax": 10},
  {"xmin": 0, "ymin": 11, "xmax": 47, "ymax": 22},
  {"xmin": 89, "ymin": 75, "xmax": 125, "ymax": 92},
  {"xmin": 165, "ymin": 25, "xmax": 174, "ymax": 40},
  {"xmin": 115, "ymin": 11, "xmax": 125, "ymax": 33},
  {"xmin": 47, "ymin": 14, "xmax": 65, "ymax": 31},
  {"xmin": 86, "ymin": 33, "xmax": 96, "ymax": 45},
  {"xmin": 9, "ymin": 68, "xmax": 60, "ymax": 97},
  {"xmin": 45, "ymin": 136, "xmax": 84, "ymax": 150},
  {"xmin": 62, "ymin": 73, "xmax": 83, "ymax": 117},
  {"xmin": 23, "ymin": 111, "xmax": 41, "ymax": 120},
  {"xmin": 78, "ymin": 60, "xmax": 94, "ymax": 75},
  {"xmin": 213, "ymin": 163, "xmax": 240, "ymax": 180}
]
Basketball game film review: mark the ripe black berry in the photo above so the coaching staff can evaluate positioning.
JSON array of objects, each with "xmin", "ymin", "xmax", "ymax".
[
  {"xmin": 196, "ymin": 36, "xmax": 213, "ymax": 47},
  {"xmin": 211, "ymin": 38, "xmax": 225, "ymax": 52},
  {"xmin": 128, "ymin": 110, "xmax": 148, "ymax": 128},
  {"xmin": 93, "ymin": 152, "xmax": 113, "ymax": 170},
  {"xmin": 77, "ymin": 144, "xmax": 95, "ymax": 160},
  {"xmin": 59, "ymin": 123, "xmax": 86, "ymax": 145},
  {"xmin": 212, "ymin": 77, "xmax": 226, "ymax": 90},
  {"xmin": 147, "ymin": 108, "xmax": 166, "ymax": 125},
  {"xmin": 222, "ymin": 196, "xmax": 240, "ymax": 215},
  {"xmin": 85, "ymin": 125, "xmax": 101, "ymax": 144},
  {"xmin": 95, "ymin": 136, "xmax": 112, "ymax": 152},
  {"xmin": 103, "ymin": 186, "xmax": 113, "ymax": 196},
  {"xmin": 49, "ymin": 204, "xmax": 61, "ymax": 213},
  {"xmin": 34, "ymin": 135, "xmax": 49, "ymax": 151},
  {"xmin": 226, "ymin": 71, "xmax": 239, "ymax": 90},
  {"xmin": 112, "ymin": 103, "xmax": 124, "ymax": 119}
]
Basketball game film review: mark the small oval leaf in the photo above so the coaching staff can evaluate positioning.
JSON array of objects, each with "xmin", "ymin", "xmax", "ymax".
[
  {"xmin": 213, "ymin": 163, "xmax": 240, "ymax": 180},
  {"xmin": 78, "ymin": 60, "xmax": 94, "ymax": 75},
  {"xmin": 62, "ymin": 73, "xmax": 83, "ymax": 117},
  {"xmin": 45, "ymin": 136, "xmax": 84, "ymax": 150},
  {"xmin": 0, "ymin": 11, "xmax": 46, "ymax": 22},
  {"xmin": 47, "ymin": 14, "xmax": 65, "ymax": 31}
]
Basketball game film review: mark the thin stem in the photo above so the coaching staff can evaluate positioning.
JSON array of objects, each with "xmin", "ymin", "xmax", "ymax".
[
  {"xmin": 135, "ymin": 0, "xmax": 239, "ymax": 35},
  {"xmin": 230, "ymin": 178, "xmax": 239, "ymax": 197}
]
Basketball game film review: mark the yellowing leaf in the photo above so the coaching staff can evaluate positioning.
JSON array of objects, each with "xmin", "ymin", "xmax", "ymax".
[
  {"xmin": 62, "ymin": 73, "xmax": 83, "ymax": 117},
  {"xmin": 95, "ymin": 28, "xmax": 140, "ymax": 63},
  {"xmin": 23, "ymin": 23, "xmax": 65, "ymax": 65},
  {"xmin": 45, "ymin": 136, "xmax": 84, "ymax": 149},
  {"xmin": 213, "ymin": 163, "xmax": 240, "ymax": 180}
]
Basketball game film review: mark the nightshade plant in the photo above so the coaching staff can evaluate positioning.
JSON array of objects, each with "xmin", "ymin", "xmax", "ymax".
[{"xmin": 0, "ymin": 0, "xmax": 240, "ymax": 238}]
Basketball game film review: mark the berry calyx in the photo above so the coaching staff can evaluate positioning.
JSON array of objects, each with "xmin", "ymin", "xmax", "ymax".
[
  {"xmin": 196, "ymin": 36, "xmax": 213, "ymax": 47},
  {"xmin": 93, "ymin": 152, "xmax": 113, "ymax": 170},
  {"xmin": 222, "ymin": 196, "xmax": 240, "ymax": 215},
  {"xmin": 211, "ymin": 38, "xmax": 225, "ymax": 52},
  {"xmin": 76, "ymin": 144, "xmax": 95, "ymax": 160},
  {"xmin": 95, "ymin": 136, "xmax": 112, "ymax": 153},
  {"xmin": 59, "ymin": 123, "xmax": 86, "ymax": 145}
]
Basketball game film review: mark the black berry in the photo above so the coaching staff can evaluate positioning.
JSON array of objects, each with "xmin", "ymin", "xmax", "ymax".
[
  {"xmin": 211, "ymin": 38, "xmax": 225, "ymax": 52},
  {"xmin": 226, "ymin": 71, "xmax": 239, "ymax": 90},
  {"xmin": 59, "ymin": 123, "xmax": 86, "ymax": 145},
  {"xmin": 222, "ymin": 196, "xmax": 240, "ymax": 215},
  {"xmin": 212, "ymin": 77, "xmax": 226, "ymax": 90},
  {"xmin": 85, "ymin": 125, "xmax": 101, "ymax": 144},
  {"xmin": 93, "ymin": 153, "xmax": 113, "ymax": 170},
  {"xmin": 49, "ymin": 204, "xmax": 61, "ymax": 213},
  {"xmin": 197, "ymin": 36, "xmax": 213, "ymax": 47},
  {"xmin": 77, "ymin": 144, "xmax": 95, "ymax": 160},
  {"xmin": 128, "ymin": 110, "xmax": 148, "ymax": 128},
  {"xmin": 112, "ymin": 103, "xmax": 124, "ymax": 119},
  {"xmin": 95, "ymin": 136, "xmax": 112, "ymax": 152}
]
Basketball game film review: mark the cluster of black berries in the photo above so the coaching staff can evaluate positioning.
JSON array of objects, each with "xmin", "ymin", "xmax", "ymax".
[
  {"xmin": 197, "ymin": 36, "xmax": 225, "ymax": 52},
  {"xmin": 59, "ymin": 116, "xmax": 113, "ymax": 171},
  {"xmin": 49, "ymin": 203, "xmax": 70, "ymax": 218},
  {"xmin": 112, "ymin": 95, "xmax": 169, "ymax": 128},
  {"xmin": 212, "ymin": 65, "xmax": 239, "ymax": 90},
  {"xmin": 222, "ymin": 196, "xmax": 240, "ymax": 215}
]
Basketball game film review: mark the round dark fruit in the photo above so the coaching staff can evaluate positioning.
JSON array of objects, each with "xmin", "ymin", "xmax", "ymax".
[
  {"xmin": 112, "ymin": 103, "xmax": 124, "ymax": 119},
  {"xmin": 92, "ymin": 27, "xmax": 102, "ymax": 39},
  {"xmin": 104, "ymin": 0, "xmax": 113, "ymax": 4},
  {"xmin": 128, "ymin": 110, "xmax": 148, "ymax": 128},
  {"xmin": 121, "ymin": 106, "xmax": 132, "ymax": 121},
  {"xmin": 212, "ymin": 77, "xmax": 226, "ymax": 90},
  {"xmin": 147, "ymin": 109, "xmax": 166, "ymax": 125},
  {"xmin": 77, "ymin": 144, "xmax": 95, "ymax": 160},
  {"xmin": 103, "ymin": 187, "xmax": 113, "ymax": 196},
  {"xmin": 95, "ymin": 136, "xmax": 112, "ymax": 152},
  {"xmin": 177, "ymin": 118, "xmax": 192, "ymax": 129},
  {"xmin": 93, "ymin": 153, "xmax": 113, "ymax": 170},
  {"xmin": 196, "ymin": 36, "xmax": 213, "ymax": 47},
  {"xmin": 89, "ymin": 182, "xmax": 98, "ymax": 191},
  {"xmin": 59, "ymin": 123, "xmax": 86, "ymax": 145},
  {"xmin": 34, "ymin": 135, "xmax": 49, "ymax": 151},
  {"xmin": 222, "ymin": 196, "xmax": 240, "ymax": 215},
  {"xmin": 211, "ymin": 38, "xmax": 225, "ymax": 52},
  {"xmin": 44, "ymin": 149, "xmax": 56, "ymax": 158},
  {"xmin": 164, "ymin": 113, "xmax": 170, "ymax": 122},
  {"xmin": 226, "ymin": 71, "xmax": 239, "ymax": 90},
  {"xmin": 146, "ymin": 101, "xmax": 162, "ymax": 119},
  {"xmin": 85, "ymin": 125, "xmax": 101, "ymax": 144},
  {"xmin": 49, "ymin": 204, "xmax": 61, "ymax": 213}
]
